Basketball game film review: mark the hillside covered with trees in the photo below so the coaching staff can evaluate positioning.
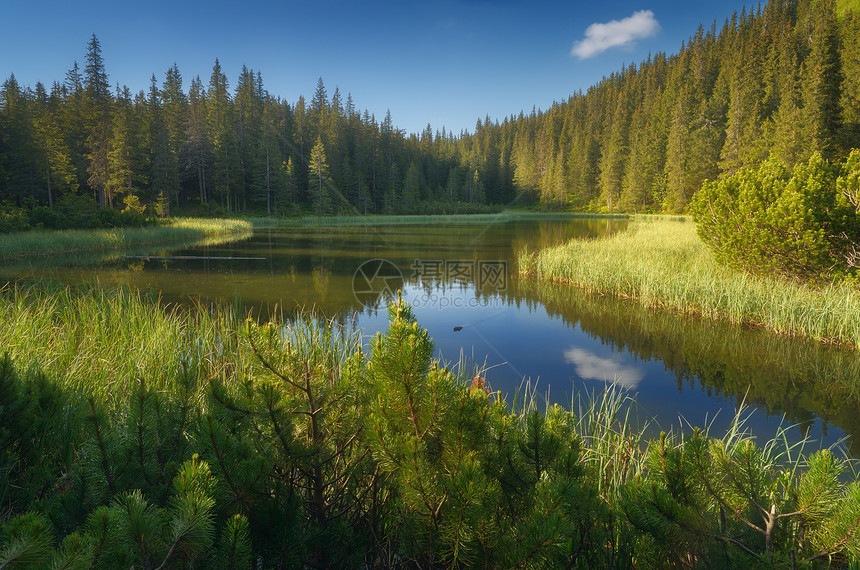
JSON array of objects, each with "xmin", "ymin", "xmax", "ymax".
[{"xmin": 1, "ymin": 0, "xmax": 859, "ymax": 222}]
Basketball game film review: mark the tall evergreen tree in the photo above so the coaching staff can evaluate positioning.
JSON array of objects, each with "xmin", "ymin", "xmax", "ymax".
[
  {"xmin": 0, "ymin": 76, "xmax": 40, "ymax": 202},
  {"xmin": 32, "ymin": 82, "xmax": 77, "ymax": 208},
  {"xmin": 206, "ymin": 59, "xmax": 237, "ymax": 211},
  {"xmin": 599, "ymin": 90, "xmax": 630, "ymax": 212},
  {"xmin": 83, "ymin": 34, "xmax": 112, "ymax": 208},
  {"xmin": 184, "ymin": 75, "xmax": 210, "ymax": 206},
  {"xmin": 840, "ymin": 10, "xmax": 860, "ymax": 150},
  {"xmin": 106, "ymin": 86, "xmax": 137, "ymax": 208},
  {"xmin": 308, "ymin": 135, "xmax": 331, "ymax": 215},
  {"xmin": 161, "ymin": 64, "xmax": 185, "ymax": 206},
  {"xmin": 800, "ymin": 0, "xmax": 843, "ymax": 159}
]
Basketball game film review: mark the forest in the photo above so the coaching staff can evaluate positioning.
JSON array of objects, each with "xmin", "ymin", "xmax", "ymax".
[{"xmin": 1, "ymin": 0, "xmax": 859, "ymax": 223}]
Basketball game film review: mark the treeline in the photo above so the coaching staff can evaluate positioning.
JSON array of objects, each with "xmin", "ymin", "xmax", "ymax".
[
  {"xmin": 475, "ymin": 0, "xmax": 860, "ymax": 211},
  {"xmin": 1, "ymin": 0, "xmax": 859, "ymax": 220},
  {"xmin": 0, "ymin": 37, "xmax": 504, "ymax": 221}
]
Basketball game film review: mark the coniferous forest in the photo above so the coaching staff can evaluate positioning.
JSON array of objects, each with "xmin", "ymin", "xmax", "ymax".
[
  {"xmin": 1, "ymin": 0, "xmax": 859, "ymax": 224},
  {"xmin": 5, "ymin": 0, "xmax": 860, "ymax": 567}
]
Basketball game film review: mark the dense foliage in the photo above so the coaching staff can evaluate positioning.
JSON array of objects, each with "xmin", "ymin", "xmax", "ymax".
[
  {"xmin": 691, "ymin": 151, "xmax": 860, "ymax": 281},
  {"xmin": 1, "ymin": 285, "xmax": 860, "ymax": 567},
  {"xmin": 1, "ymin": 0, "xmax": 859, "ymax": 221}
]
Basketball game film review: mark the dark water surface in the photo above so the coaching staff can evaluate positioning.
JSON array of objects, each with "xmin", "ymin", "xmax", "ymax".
[{"xmin": 5, "ymin": 216, "xmax": 860, "ymax": 454}]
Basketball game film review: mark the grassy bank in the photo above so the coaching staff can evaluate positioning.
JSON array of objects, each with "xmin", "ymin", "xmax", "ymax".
[
  {"xmin": 258, "ymin": 211, "xmax": 630, "ymax": 227},
  {"xmin": 1, "ymin": 283, "xmax": 858, "ymax": 567},
  {"xmin": 0, "ymin": 217, "xmax": 253, "ymax": 261},
  {"xmin": 519, "ymin": 216, "xmax": 860, "ymax": 348}
]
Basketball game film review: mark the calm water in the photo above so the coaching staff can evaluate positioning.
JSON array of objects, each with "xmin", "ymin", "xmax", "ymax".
[{"xmin": 5, "ymin": 216, "xmax": 860, "ymax": 453}]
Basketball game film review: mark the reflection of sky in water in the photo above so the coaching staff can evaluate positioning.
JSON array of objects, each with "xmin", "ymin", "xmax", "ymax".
[
  {"xmin": 355, "ymin": 281, "xmax": 852, "ymax": 454},
  {"xmin": 563, "ymin": 347, "xmax": 645, "ymax": 389}
]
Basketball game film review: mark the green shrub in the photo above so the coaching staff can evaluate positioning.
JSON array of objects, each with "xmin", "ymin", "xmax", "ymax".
[
  {"xmin": 27, "ymin": 206, "xmax": 67, "ymax": 230},
  {"xmin": 690, "ymin": 151, "xmax": 860, "ymax": 282},
  {"xmin": 55, "ymin": 193, "xmax": 101, "ymax": 229},
  {"xmin": 0, "ymin": 203, "xmax": 30, "ymax": 234}
]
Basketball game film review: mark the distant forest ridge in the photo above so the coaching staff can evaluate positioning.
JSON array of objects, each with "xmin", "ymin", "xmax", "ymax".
[{"xmin": 0, "ymin": 0, "xmax": 858, "ymax": 216}]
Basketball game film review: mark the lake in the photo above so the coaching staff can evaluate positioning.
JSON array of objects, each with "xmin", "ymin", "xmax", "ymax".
[{"xmin": 5, "ymin": 215, "xmax": 860, "ymax": 454}]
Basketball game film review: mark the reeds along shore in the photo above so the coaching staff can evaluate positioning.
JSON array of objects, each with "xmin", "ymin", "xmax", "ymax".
[
  {"xmin": 268, "ymin": 211, "xmax": 630, "ymax": 227},
  {"xmin": 519, "ymin": 216, "xmax": 860, "ymax": 348},
  {"xmin": 1, "ymin": 283, "xmax": 859, "ymax": 567},
  {"xmin": 0, "ymin": 217, "xmax": 253, "ymax": 260}
]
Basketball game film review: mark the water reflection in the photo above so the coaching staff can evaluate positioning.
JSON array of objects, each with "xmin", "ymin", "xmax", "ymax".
[
  {"xmin": 515, "ymin": 278, "xmax": 860, "ymax": 454},
  {"xmin": 563, "ymin": 348, "xmax": 645, "ymax": 389},
  {"xmin": 3, "ymin": 217, "xmax": 859, "ymax": 455}
]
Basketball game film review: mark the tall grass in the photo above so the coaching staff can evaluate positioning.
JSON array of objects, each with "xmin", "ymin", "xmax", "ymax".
[
  {"xmin": 275, "ymin": 212, "xmax": 630, "ymax": 227},
  {"xmin": 519, "ymin": 217, "xmax": 860, "ymax": 348},
  {"xmin": 0, "ymin": 217, "xmax": 253, "ymax": 260},
  {"xmin": 0, "ymin": 282, "xmax": 246, "ymax": 412},
  {"xmin": 6, "ymin": 282, "xmax": 857, "ymax": 565}
]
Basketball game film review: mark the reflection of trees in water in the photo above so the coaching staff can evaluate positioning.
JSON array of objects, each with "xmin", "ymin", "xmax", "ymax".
[{"xmin": 512, "ymin": 279, "xmax": 860, "ymax": 454}]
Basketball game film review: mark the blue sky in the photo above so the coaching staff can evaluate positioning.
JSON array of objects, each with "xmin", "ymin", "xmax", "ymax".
[{"xmin": 2, "ymin": 0, "xmax": 752, "ymax": 135}]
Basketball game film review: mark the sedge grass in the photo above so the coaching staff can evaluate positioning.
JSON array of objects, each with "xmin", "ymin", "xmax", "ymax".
[
  {"xmin": 0, "ymin": 217, "xmax": 253, "ymax": 260},
  {"xmin": 273, "ymin": 211, "xmax": 629, "ymax": 227},
  {"xmin": 519, "ymin": 217, "xmax": 860, "ymax": 348},
  {"xmin": 0, "ymin": 282, "xmax": 248, "ymax": 413}
]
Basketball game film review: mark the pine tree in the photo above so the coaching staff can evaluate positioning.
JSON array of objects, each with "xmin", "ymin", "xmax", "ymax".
[
  {"xmin": 106, "ymin": 86, "xmax": 136, "ymax": 209},
  {"xmin": 800, "ymin": 0, "xmax": 843, "ymax": 159},
  {"xmin": 663, "ymin": 90, "xmax": 691, "ymax": 212},
  {"xmin": 207, "ymin": 59, "xmax": 236, "ymax": 211},
  {"xmin": 149, "ymin": 76, "xmax": 172, "ymax": 215},
  {"xmin": 61, "ymin": 61, "xmax": 88, "ymax": 193},
  {"xmin": 235, "ymin": 66, "xmax": 263, "ymax": 212},
  {"xmin": 184, "ymin": 75, "xmax": 210, "ymax": 206},
  {"xmin": 308, "ymin": 135, "xmax": 331, "ymax": 215},
  {"xmin": 257, "ymin": 95, "xmax": 287, "ymax": 216},
  {"xmin": 599, "ymin": 91, "xmax": 630, "ymax": 212},
  {"xmin": 161, "ymin": 64, "xmax": 185, "ymax": 207},
  {"xmin": 32, "ymin": 83, "xmax": 77, "ymax": 208},
  {"xmin": 840, "ymin": 10, "xmax": 860, "ymax": 150},
  {"xmin": 83, "ymin": 34, "xmax": 112, "ymax": 208},
  {"xmin": 0, "ymin": 75, "xmax": 41, "ymax": 202}
]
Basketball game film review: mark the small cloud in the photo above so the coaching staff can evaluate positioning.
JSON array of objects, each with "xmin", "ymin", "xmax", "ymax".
[
  {"xmin": 571, "ymin": 10, "xmax": 661, "ymax": 60},
  {"xmin": 563, "ymin": 347, "xmax": 644, "ymax": 389}
]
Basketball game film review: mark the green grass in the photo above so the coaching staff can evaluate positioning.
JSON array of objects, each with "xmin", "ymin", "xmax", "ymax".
[
  {"xmin": 2, "ymin": 282, "xmax": 858, "ymax": 566},
  {"xmin": 267, "ymin": 211, "xmax": 630, "ymax": 227},
  {"xmin": 0, "ymin": 282, "xmax": 246, "ymax": 412},
  {"xmin": 0, "ymin": 217, "xmax": 253, "ymax": 261},
  {"xmin": 519, "ymin": 216, "xmax": 860, "ymax": 348}
]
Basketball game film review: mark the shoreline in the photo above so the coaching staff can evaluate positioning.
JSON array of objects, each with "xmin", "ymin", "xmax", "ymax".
[
  {"xmin": 518, "ymin": 216, "xmax": 860, "ymax": 349},
  {"xmin": 0, "ymin": 218, "xmax": 254, "ymax": 261},
  {"xmin": 248, "ymin": 211, "xmax": 630, "ymax": 228}
]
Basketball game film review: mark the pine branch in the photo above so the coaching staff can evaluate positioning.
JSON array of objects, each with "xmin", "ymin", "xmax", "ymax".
[{"xmin": 87, "ymin": 398, "xmax": 117, "ymax": 496}]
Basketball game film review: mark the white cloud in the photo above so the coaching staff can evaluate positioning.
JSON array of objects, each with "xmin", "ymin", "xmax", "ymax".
[
  {"xmin": 563, "ymin": 348, "xmax": 644, "ymax": 389},
  {"xmin": 571, "ymin": 10, "xmax": 661, "ymax": 60}
]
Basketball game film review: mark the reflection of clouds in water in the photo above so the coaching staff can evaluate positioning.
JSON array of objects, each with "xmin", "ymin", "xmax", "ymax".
[{"xmin": 564, "ymin": 348, "xmax": 644, "ymax": 389}]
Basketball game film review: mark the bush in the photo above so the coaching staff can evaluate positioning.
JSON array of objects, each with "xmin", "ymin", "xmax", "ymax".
[
  {"xmin": 690, "ymin": 151, "xmax": 860, "ymax": 281},
  {"xmin": 0, "ymin": 203, "xmax": 29, "ymax": 234},
  {"xmin": 27, "ymin": 206, "xmax": 67, "ymax": 230},
  {"xmin": 55, "ymin": 193, "xmax": 101, "ymax": 228}
]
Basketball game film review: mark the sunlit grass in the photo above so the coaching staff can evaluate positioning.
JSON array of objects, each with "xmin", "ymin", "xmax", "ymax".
[
  {"xmin": 519, "ymin": 217, "xmax": 860, "ymax": 348},
  {"xmin": 0, "ymin": 217, "xmax": 253, "ymax": 260},
  {"xmin": 0, "ymin": 282, "xmax": 247, "ymax": 413},
  {"xmin": 273, "ymin": 212, "xmax": 630, "ymax": 227}
]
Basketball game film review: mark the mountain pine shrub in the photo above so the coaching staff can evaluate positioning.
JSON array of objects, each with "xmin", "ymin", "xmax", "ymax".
[{"xmin": 691, "ymin": 151, "xmax": 860, "ymax": 282}]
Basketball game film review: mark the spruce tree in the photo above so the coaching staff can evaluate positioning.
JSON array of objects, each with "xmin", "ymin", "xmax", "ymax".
[
  {"xmin": 308, "ymin": 135, "xmax": 331, "ymax": 215},
  {"xmin": 83, "ymin": 34, "xmax": 111, "ymax": 208}
]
